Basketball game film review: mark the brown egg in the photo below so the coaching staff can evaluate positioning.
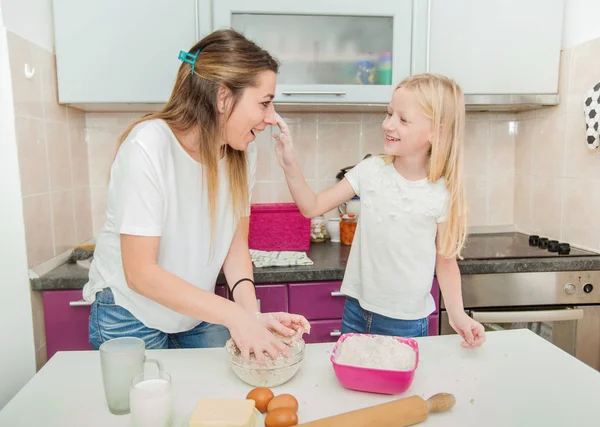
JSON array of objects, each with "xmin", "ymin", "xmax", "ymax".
[
  {"xmin": 265, "ymin": 408, "xmax": 298, "ymax": 427},
  {"xmin": 267, "ymin": 394, "xmax": 299, "ymax": 413},
  {"xmin": 246, "ymin": 387, "xmax": 274, "ymax": 413}
]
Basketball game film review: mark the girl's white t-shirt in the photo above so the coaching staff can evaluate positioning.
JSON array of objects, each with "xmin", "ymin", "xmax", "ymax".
[
  {"xmin": 342, "ymin": 156, "xmax": 449, "ymax": 320},
  {"xmin": 83, "ymin": 119, "xmax": 257, "ymax": 333}
]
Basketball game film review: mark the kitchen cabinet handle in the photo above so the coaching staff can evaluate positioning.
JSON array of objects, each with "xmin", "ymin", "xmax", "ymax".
[
  {"xmin": 471, "ymin": 309, "xmax": 584, "ymax": 323},
  {"xmin": 330, "ymin": 291, "xmax": 344, "ymax": 297},
  {"xmin": 257, "ymin": 299, "xmax": 261, "ymax": 312},
  {"xmin": 330, "ymin": 330, "xmax": 342, "ymax": 337},
  {"xmin": 282, "ymin": 91, "xmax": 347, "ymax": 96},
  {"xmin": 69, "ymin": 300, "xmax": 92, "ymax": 307}
]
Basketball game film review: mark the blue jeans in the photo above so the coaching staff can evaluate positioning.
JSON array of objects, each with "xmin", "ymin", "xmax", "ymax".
[
  {"xmin": 341, "ymin": 296, "xmax": 428, "ymax": 337},
  {"xmin": 89, "ymin": 288, "xmax": 230, "ymax": 349}
]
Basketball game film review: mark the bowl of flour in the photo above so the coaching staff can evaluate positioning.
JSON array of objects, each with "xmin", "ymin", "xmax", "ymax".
[{"xmin": 330, "ymin": 333, "xmax": 419, "ymax": 395}]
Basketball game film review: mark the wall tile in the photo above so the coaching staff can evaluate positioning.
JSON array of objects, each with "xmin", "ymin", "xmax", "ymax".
[
  {"xmin": 317, "ymin": 123, "xmax": 361, "ymax": 180},
  {"xmin": 532, "ymin": 115, "xmax": 566, "ymax": 177},
  {"xmin": 73, "ymin": 187, "xmax": 94, "ymax": 243},
  {"xmin": 51, "ymin": 190, "xmax": 77, "ymax": 255},
  {"xmin": 39, "ymin": 49, "xmax": 67, "ymax": 123},
  {"xmin": 318, "ymin": 113, "xmax": 362, "ymax": 124},
  {"xmin": 361, "ymin": 120, "xmax": 384, "ymax": 158},
  {"xmin": 530, "ymin": 176, "xmax": 564, "ymax": 239},
  {"xmin": 515, "ymin": 119, "xmax": 535, "ymax": 175},
  {"xmin": 46, "ymin": 121, "xmax": 73, "ymax": 191},
  {"xmin": 489, "ymin": 121, "xmax": 516, "ymax": 175},
  {"xmin": 489, "ymin": 173, "xmax": 515, "ymax": 225},
  {"xmin": 68, "ymin": 108, "xmax": 91, "ymax": 188},
  {"xmin": 15, "ymin": 116, "xmax": 49, "ymax": 196},
  {"xmin": 465, "ymin": 175, "xmax": 488, "ymax": 227},
  {"xmin": 514, "ymin": 174, "xmax": 532, "ymax": 232},
  {"xmin": 463, "ymin": 121, "xmax": 490, "ymax": 176},
  {"xmin": 7, "ymin": 32, "xmax": 44, "ymax": 119},
  {"xmin": 22, "ymin": 194, "xmax": 54, "ymax": 268},
  {"xmin": 562, "ymin": 178, "xmax": 600, "ymax": 250}
]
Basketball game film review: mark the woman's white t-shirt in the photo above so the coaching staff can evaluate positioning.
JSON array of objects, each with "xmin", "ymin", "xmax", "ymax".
[
  {"xmin": 342, "ymin": 156, "xmax": 449, "ymax": 320},
  {"xmin": 83, "ymin": 119, "xmax": 257, "ymax": 333}
]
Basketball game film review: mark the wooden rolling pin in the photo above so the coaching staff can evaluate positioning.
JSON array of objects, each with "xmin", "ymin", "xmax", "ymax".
[{"xmin": 296, "ymin": 393, "xmax": 456, "ymax": 427}]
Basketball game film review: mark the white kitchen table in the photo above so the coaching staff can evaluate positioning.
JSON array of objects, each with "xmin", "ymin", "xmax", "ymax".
[{"xmin": 1, "ymin": 330, "xmax": 599, "ymax": 427}]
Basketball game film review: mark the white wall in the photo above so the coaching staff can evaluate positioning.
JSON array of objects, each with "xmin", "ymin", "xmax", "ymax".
[
  {"xmin": 0, "ymin": 5, "xmax": 36, "ymax": 409},
  {"xmin": 0, "ymin": 0, "xmax": 53, "ymax": 52},
  {"xmin": 562, "ymin": 0, "xmax": 600, "ymax": 49}
]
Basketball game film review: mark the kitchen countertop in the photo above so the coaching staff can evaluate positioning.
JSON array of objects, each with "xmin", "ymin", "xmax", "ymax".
[
  {"xmin": 1, "ymin": 330, "xmax": 600, "ymax": 426},
  {"xmin": 31, "ymin": 233, "xmax": 600, "ymax": 291}
]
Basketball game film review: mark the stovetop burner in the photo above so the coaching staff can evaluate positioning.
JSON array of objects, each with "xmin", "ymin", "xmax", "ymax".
[{"xmin": 461, "ymin": 232, "xmax": 599, "ymax": 260}]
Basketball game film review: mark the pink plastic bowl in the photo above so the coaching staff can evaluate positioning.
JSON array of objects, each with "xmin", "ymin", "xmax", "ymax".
[{"xmin": 330, "ymin": 333, "xmax": 419, "ymax": 395}]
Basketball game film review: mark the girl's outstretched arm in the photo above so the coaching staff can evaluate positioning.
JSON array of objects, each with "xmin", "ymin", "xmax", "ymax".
[{"xmin": 274, "ymin": 113, "xmax": 356, "ymax": 218}]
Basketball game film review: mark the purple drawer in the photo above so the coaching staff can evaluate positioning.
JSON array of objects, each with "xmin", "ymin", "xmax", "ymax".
[
  {"xmin": 428, "ymin": 313, "xmax": 439, "ymax": 336},
  {"xmin": 255, "ymin": 284, "xmax": 288, "ymax": 313},
  {"xmin": 303, "ymin": 319, "xmax": 343, "ymax": 344},
  {"xmin": 43, "ymin": 290, "xmax": 93, "ymax": 360},
  {"xmin": 288, "ymin": 281, "xmax": 345, "ymax": 321}
]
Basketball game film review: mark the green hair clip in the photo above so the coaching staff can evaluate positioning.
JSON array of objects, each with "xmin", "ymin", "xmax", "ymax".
[{"xmin": 178, "ymin": 49, "xmax": 200, "ymax": 75}]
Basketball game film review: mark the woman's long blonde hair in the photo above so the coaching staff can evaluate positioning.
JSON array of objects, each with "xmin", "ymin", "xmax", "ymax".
[
  {"xmin": 386, "ymin": 73, "xmax": 467, "ymax": 259},
  {"xmin": 114, "ymin": 29, "xmax": 279, "ymax": 230}
]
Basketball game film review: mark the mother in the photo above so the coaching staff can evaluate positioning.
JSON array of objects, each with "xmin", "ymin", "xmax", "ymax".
[{"xmin": 83, "ymin": 29, "xmax": 309, "ymax": 360}]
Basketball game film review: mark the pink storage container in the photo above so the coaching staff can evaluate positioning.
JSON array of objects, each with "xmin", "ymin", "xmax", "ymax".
[
  {"xmin": 248, "ymin": 203, "xmax": 310, "ymax": 251},
  {"xmin": 330, "ymin": 333, "xmax": 419, "ymax": 395}
]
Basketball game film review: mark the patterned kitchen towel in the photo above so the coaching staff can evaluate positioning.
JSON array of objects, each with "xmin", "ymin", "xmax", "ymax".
[
  {"xmin": 250, "ymin": 249, "xmax": 314, "ymax": 268},
  {"xmin": 583, "ymin": 81, "xmax": 600, "ymax": 150}
]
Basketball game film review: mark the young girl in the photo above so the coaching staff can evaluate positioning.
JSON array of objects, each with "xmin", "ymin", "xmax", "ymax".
[{"xmin": 274, "ymin": 73, "xmax": 485, "ymax": 348}]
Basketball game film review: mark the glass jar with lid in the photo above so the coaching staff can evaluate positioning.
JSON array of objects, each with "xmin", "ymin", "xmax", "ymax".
[
  {"xmin": 310, "ymin": 216, "xmax": 327, "ymax": 243},
  {"xmin": 340, "ymin": 214, "xmax": 357, "ymax": 246}
]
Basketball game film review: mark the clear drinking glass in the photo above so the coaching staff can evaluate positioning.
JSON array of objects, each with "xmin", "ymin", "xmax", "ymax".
[{"xmin": 130, "ymin": 371, "xmax": 172, "ymax": 427}]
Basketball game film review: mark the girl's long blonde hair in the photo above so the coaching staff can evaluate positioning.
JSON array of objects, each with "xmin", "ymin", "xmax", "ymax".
[
  {"xmin": 114, "ymin": 30, "xmax": 279, "ymax": 231},
  {"xmin": 386, "ymin": 73, "xmax": 467, "ymax": 259}
]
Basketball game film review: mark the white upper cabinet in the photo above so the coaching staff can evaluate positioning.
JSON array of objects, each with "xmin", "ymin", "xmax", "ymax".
[
  {"xmin": 53, "ymin": 0, "xmax": 211, "ymax": 110},
  {"xmin": 426, "ymin": 0, "xmax": 564, "ymax": 96},
  {"xmin": 213, "ymin": 0, "xmax": 413, "ymax": 106},
  {"xmin": 51, "ymin": 0, "xmax": 564, "ymax": 110}
]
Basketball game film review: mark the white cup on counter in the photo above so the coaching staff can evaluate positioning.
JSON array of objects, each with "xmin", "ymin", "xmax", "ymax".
[
  {"xmin": 99, "ymin": 337, "xmax": 163, "ymax": 415},
  {"xmin": 326, "ymin": 218, "xmax": 341, "ymax": 243}
]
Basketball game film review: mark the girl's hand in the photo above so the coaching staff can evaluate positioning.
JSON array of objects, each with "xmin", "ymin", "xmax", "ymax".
[
  {"xmin": 449, "ymin": 312, "xmax": 486, "ymax": 348},
  {"xmin": 273, "ymin": 113, "xmax": 298, "ymax": 170}
]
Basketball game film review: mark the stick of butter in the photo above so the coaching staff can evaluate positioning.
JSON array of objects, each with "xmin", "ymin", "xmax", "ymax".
[{"xmin": 189, "ymin": 398, "xmax": 256, "ymax": 427}]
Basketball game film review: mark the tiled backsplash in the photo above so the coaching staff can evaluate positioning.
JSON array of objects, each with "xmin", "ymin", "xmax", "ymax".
[
  {"xmin": 86, "ymin": 111, "xmax": 517, "ymax": 233},
  {"xmin": 6, "ymin": 31, "xmax": 94, "ymax": 372},
  {"xmin": 7, "ymin": 32, "xmax": 93, "ymax": 268},
  {"xmin": 515, "ymin": 36, "xmax": 600, "ymax": 251}
]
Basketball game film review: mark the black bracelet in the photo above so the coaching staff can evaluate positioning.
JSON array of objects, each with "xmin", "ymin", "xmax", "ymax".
[{"xmin": 230, "ymin": 278, "xmax": 255, "ymax": 299}]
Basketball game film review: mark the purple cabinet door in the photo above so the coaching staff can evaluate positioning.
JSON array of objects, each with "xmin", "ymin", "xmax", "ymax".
[
  {"xmin": 303, "ymin": 319, "xmax": 343, "ymax": 344},
  {"xmin": 288, "ymin": 281, "xmax": 345, "ymax": 320},
  {"xmin": 43, "ymin": 290, "xmax": 92, "ymax": 360},
  {"xmin": 255, "ymin": 284, "xmax": 288, "ymax": 313},
  {"xmin": 428, "ymin": 313, "xmax": 439, "ymax": 336},
  {"xmin": 431, "ymin": 277, "xmax": 440, "ymax": 309},
  {"xmin": 215, "ymin": 285, "xmax": 227, "ymax": 298}
]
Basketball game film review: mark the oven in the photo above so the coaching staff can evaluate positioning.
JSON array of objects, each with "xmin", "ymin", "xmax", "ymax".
[{"xmin": 440, "ymin": 270, "xmax": 600, "ymax": 371}]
